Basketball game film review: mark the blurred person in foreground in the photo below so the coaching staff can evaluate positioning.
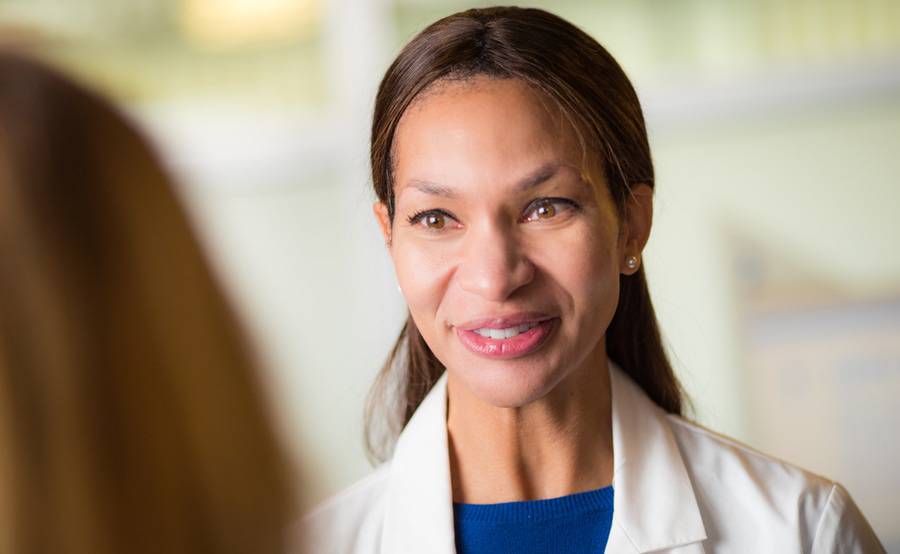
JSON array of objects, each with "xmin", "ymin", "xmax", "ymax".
[{"xmin": 0, "ymin": 51, "xmax": 294, "ymax": 554}]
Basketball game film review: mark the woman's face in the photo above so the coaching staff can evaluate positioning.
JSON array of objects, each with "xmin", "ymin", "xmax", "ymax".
[{"xmin": 376, "ymin": 77, "xmax": 649, "ymax": 408}]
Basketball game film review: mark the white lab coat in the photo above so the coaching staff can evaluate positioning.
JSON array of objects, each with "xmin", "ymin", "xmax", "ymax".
[{"xmin": 300, "ymin": 364, "xmax": 884, "ymax": 553}]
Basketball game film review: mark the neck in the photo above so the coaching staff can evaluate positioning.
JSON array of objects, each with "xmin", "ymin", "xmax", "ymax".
[{"xmin": 446, "ymin": 351, "xmax": 613, "ymax": 504}]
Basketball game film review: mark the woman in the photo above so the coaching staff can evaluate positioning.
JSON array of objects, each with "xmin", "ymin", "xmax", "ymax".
[
  {"xmin": 0, "ymin": 52, "xmax": 294, "ymax": 553},
  {"xmin": 303, "ymin": 7, "xmax": 883, "ymax": 553}
]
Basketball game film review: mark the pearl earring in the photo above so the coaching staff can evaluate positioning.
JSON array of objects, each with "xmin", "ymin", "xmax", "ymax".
[{"xmin": 626, "ymin": 256, "xmax": 639, "ymax": 270}]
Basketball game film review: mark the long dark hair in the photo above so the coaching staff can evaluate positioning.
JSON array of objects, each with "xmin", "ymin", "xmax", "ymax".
[{"xmin": 366, "ymin": 7, "xmax": 684, "ymax": 462}]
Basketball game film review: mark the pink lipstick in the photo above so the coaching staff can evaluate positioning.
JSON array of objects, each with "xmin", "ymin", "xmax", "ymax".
[{"xmin": 455, "ymin": 314, "xmax": 557, "ymax": 359}]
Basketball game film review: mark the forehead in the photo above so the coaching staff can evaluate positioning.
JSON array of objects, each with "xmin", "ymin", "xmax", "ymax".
[{"xmin": 392, "ymin": 77, "xmax": 584, "ymax": 193}]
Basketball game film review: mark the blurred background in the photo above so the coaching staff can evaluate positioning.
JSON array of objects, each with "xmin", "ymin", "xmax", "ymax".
[{"xmin": 1, "ymin": 0, "xmax": 898, "ymax": 548}]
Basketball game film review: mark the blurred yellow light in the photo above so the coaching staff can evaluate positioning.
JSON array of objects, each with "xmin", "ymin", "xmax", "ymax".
[{"xmin": 180, "ymin": 0, "xmax": 319, "ymax": 48}]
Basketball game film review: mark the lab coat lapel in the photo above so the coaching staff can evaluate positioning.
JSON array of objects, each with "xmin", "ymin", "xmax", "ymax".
[
  {"xmin": 380, "ymin": 365, "xmax": 707, "ymax": 554},
  {"xmin": 606, "ymin": 364, "xmax": 707, "ymax": 553},
  {"xmin": 380, "ymin": 372, "xmax": 456, "ymax": 554}
]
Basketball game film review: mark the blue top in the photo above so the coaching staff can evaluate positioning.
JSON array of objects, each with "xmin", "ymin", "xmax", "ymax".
[{"xmin": 453, "ymin": 486, "xmax": 614, "ymax": 554}]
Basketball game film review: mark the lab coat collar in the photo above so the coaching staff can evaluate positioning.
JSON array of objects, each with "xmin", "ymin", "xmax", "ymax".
[
  {"xmin": 380, "ymin": 362, "xmax": 707, "ymax": 553},
  {"xmin": 380, "ymin": 371, "xmax": 455, "ymax": 554},
  {"xmin": 606, "ymin": 365, "xmax": 707, "ymax": 553}
]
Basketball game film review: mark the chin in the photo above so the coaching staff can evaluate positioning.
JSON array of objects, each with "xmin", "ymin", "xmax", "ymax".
[{"xmin": 452, "ymin": 359, "xmax": 565, "ymax": 408}]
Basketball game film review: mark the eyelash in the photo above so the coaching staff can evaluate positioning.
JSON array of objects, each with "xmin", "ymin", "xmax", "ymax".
[
  {"xmin": 522, "ymin": 197, "xmax": 580, "ymax": 221},
  {"xmin": 406, "ymin": 208, "xmax": 456, "ymax": 227},
  {"xmin": 406, "ymin": 197, "xmax": 580, "ymax": 228}
]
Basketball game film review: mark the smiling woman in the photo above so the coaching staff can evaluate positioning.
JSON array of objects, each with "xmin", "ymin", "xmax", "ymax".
[
  {"xmin": 300, "ymin": 7, "xmax": 884, "ymax": 554},
  {"xmin": 377, "ymin": 77, "xmax": 647, "ymax": 415}
]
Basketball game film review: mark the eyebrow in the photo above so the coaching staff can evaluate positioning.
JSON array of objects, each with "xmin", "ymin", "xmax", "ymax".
[
  {"xmin": 404, "ymin": 162, "xmax": 564, "ymax": 198},
  {"xmin": 517, "ymin": 162, "xmax": 561, "ymax": 192},
  {"xmin": 406, "ymin": 179, "xmax": 459, "ymax": 198}
]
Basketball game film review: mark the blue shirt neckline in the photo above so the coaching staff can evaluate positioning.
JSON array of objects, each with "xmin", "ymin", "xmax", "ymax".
[{"xmin": 453, "ymin": 485, "xmax": 614, "ymax": 525}]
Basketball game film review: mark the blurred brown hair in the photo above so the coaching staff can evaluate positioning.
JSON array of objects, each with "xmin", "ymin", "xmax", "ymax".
[
  {"xmin": 0, "ymin": 51, "xmax": 293, "ymax": 553},
  {"xmin": 366, "ymin": 6, "xmax": 686, "ymax": 462}
]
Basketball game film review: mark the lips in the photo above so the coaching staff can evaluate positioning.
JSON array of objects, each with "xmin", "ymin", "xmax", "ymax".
[{"xmin": 455, "ymin": 314, "xmax": 557, "ymax": 359}]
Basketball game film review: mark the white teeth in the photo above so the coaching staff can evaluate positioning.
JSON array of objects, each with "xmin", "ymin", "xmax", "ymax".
[{"xmin": 473, "ymin": 322, "xmax": 539, "ymax": 339}]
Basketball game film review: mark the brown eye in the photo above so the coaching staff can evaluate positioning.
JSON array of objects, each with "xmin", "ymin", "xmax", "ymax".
[
  {"xmin": 407, "ymin": 209, "xmax": 457, "ymax": 231},
  {"xmin": 535, "ymin": 201, "xmax": 556, "ymax": 219},
  {"xmin": 425, "ymin": 213, "xmax": 446, "ymax": 229},
  {"xmin": 524, "ymin": 198, "xmax": 576, "ymax": 222}
]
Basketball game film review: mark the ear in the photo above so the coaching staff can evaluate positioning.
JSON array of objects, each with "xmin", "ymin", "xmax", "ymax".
[
  {"xmin": 620, "ymin": 183, "xmax": 653, "ymax": 275},
  {"xmin": 373, "ymin": 201, "xmax": 392, "ymax": 247}
]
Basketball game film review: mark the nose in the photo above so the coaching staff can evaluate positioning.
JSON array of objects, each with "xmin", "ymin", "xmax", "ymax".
[{"xmin": 456, "ymin": 222, "xmax": 535, "ymax": 301}]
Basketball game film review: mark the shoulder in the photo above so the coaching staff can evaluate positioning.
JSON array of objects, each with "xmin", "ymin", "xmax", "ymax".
[
  {"xmin": 665, "ymin": 416, "xmax": 883, "ymax": 552},
  {"xmin": 294, "ymin": 463, "xmax": 391, "ymax": 554},
  {"xmin": 666, "ymin": 414, "xmax": 832, "ymax": 498}
]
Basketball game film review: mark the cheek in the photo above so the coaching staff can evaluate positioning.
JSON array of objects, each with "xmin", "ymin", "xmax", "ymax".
[
  {"xmin": 575, "ymin": 241, "xmax": 621, "ymax": 339},
  {"xmin": 392, "ymin": 240, "xmax": 454, "ymax": 318},
  {"xmin": 534, "ymin": 226, "xmax": 620, "ymax": 323},
  {"xmin": 578, "ymin": 240, "xmax": 618, "ymax": 297}
]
